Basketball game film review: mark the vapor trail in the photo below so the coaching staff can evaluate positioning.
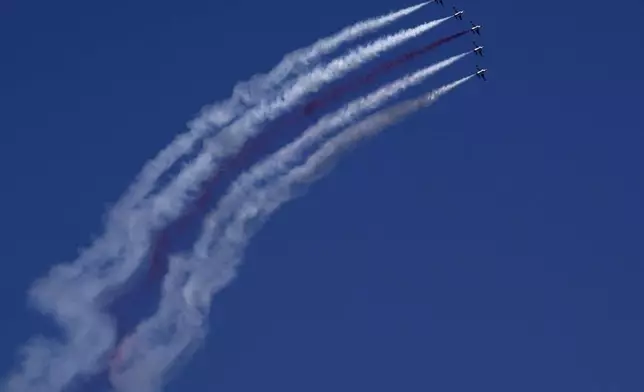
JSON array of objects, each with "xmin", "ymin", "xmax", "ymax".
[
  {"xmin": 106, "ymin": 75, "xmax": 474, "ymax": 392},
  {"xmin": 112, "ymin": 0, "xmax": 433, "ymax": 215},
  {"xmin": 303, "ymin": 28, "xmax": 471, "ymax": 114},
  {"xmin": 90, "ymin": 16, "xmax": 451, "ymax": 290},
  {"xmin": 130, "ymin": 17, "xmax": 453, "ymax": 256},
  {"xmin": 148, "ymin": 51, "xmax": 470, "ymax": 278},
  {"xmin": 58, "ymin": 17, "xmax": 452, "ymax": 299},
  {"xmin": 195, "ymin": 52, "xmax": 471, "ymax": 256},
  {"xmin": 148, "ymin": 21, "xmax": 464, "ymax": 279},
  {"xmin": 264, "ymin": 1, "xmax": 433, "ymax": 89},
  {"xmin": 101, "ymin": 31, "xmax": 459, "ymax": 385},
  {"xmin": 1, "ymin": 8, "xmax": 435, "ymax": 392}
]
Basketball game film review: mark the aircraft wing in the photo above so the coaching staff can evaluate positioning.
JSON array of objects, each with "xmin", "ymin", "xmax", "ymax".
[{"xmin": 481, "ymin": 74, "xmax": 486, "ymax": 81}]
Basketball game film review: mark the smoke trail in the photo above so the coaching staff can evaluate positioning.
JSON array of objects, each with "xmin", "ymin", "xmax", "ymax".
[
  {"xmin": 264, "ymin": 1, "xmax": 433, "ymax": 87},
  {"xmin": 194, "ymin": 51, "xmax": 471, "ymax": 256},
  {"xmin": 303, "ymin": 29, "xmax": 471, "ymax": 115},
  {"xmin": 78, "ymin": 17, "xmax": 453, "ymax": 293},
  {"xmin": 132, "ymin": 17, "xmax": 450, "ymax": 281},
  {"xmin": 114, "ymin": 1, "xmax": 433, "ymax": 215},
  {"xmin": 283, "ymin": 76, "xmax": 475, "ymax": 185},
  {"xmin": 106, "ymin": 75, "xmax": 474, "ymax": 392},
  {"xmin": 1, "ymin": 8, "xmax": 435, "ymax": 392},
  {"xmin": 190, "ymin": 76, "xmax": 473, "ymax": 304},
  {"xmin": 147, "ymin": 48, "xmax": 470, "ymax": 279},
  {"xmin": 110, "ymin": 49, "xmax": 467, "ymax": 382}
]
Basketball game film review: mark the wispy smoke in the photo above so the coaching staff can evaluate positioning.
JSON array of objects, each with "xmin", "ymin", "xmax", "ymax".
[
  {"xmin": 107, "ymin": 74, "xmax": 474, "ymax": 391},
  {"xmin": 0, "ymin": 6, "xmax": 435, "ymax": 391}
]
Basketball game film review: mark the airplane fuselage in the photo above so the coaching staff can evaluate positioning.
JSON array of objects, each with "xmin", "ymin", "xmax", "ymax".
[
  {"xmin": 454, "ymin": 11, "xmax": 463, "ymax": 17},
  {"xmin": 477, "ymin": 69, "xmax": 487, "ymax": 75}
]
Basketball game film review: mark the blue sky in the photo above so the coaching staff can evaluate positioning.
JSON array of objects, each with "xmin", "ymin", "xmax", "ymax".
[{"xmin": 1, "ymin": 0, "xmax": 643, "ymax": 391}]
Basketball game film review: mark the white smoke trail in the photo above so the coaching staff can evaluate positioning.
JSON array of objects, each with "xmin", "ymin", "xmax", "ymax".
[
  {"xmin": 104, "ymin": 16, "xmax": 454, "ymax": 276},
  {"xmin": 113, "ymin": 1, "xmax": 433, "ymax": 215},
  {"xmin": 49, "ymin": 17, "xmax": 453, "ymax": 302},
  {"xmin": 253, "ymin": 1, "xmax": 433, "ymax": 96},
  {"xmin": 106, "ymin": 75, "xmax": 474, "ymax": 392},
  {"xmin": 34, "ymin": 7, "xmax": 441, "ymax": 305},
  {"xmin": 1, "ymin": 8, "xmax": 437, "ymax": 392},
  {"xmin": 96, "ymin": 25, "xmax": 455, "ymax": 388},
  {"xmin": 34, "ymin": 16, "xmax": 454, "ymax": 306},
  {"xmin": 193, "ymin": 51, "xmax": 470, "ymax": 256}
]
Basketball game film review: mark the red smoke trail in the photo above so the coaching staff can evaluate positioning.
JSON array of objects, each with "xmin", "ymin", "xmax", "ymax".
[
  {"xmin": 146, "ymin": 109, "xmax": 283, "ymax": 280},
  {"xmin": 302, "ymin": 29, "xmax": 470, "ymax": 115}
]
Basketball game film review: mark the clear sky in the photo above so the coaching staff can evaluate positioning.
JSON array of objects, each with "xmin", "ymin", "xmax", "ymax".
[{"xmin": 1, "ymin": 0, "xmax": 643, "ymax": 391}]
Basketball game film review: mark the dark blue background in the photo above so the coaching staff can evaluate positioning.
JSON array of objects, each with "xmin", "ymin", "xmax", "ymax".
[{"xmin": 1, "ymin": 0, "xmax": 643, "ymax": 390}]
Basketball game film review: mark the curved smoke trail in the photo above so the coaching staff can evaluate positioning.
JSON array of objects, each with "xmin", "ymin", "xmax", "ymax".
[
  {"xmin": 195, "ymin": 52, "xmax": 471, "ymax": 256},
  {"xmin": 132, "ymin": 17, "xmax": 451, "ymax": 281},
  {"xmin": 101, "ymin": 21, "xmax": 456, "ymax": 386},
  {"xmin": 303, "ymin": 28, "xmax": 470, "ymax": 114},
  {"xmin": 115, "ymin": 1, "xmax": 433, "ymax": 214},
  {"xmin": 107, "ymin": 74, "xmax": 473, "ymax": 392},
  {"xmin": 147, "ymin": 33, "xmax": 471, "ymax": 280},
  {"xmin": 0, "ymin": 6, "xmax": 434, "ymax": 392}
]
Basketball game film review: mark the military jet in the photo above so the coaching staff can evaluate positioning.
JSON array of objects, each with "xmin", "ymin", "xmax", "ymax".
[
  {"xmin": 473, "ymin": 41, "xmax": 484, "ymax": 56},
  {"xmin": 470, "ymin": 21, "xmax": 481, "ymax": 35},
  {"xmin": 453, "ymin": 6, "xmax": 464, "ymax": 20},
  {"xmin": 475, "ymin": 65, "xmax": 488, "ymax": 81}
]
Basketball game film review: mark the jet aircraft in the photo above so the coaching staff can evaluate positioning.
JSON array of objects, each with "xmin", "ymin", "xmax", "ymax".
[
  {"xmin": 453, "ymin": 6, "xmax": 464, "ymax": 20},
  {"xmin": 472, "ymin": 41, "xmax": 484, "ymax": 56},
  {"xmin": 475, "ymin": 65, "xmax": 487, "ymax": 81},
  {"xmin": 470, "ymin": 21, "xmax": 481, "ymax": 35}
]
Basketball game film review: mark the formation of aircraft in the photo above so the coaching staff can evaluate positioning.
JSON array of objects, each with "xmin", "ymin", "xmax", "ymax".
[
  {"xmin": 438, "ymin": 2, "xmax": 488, "ymax": 81},
  {"xmin": 476, "ymin": 65, "xmax": 487, "ymax": 81}
]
